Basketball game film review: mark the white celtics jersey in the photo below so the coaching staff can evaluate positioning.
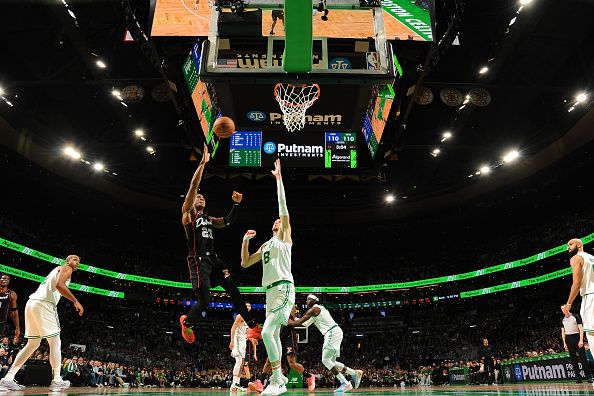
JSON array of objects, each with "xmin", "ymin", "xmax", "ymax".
[
  {"xmin": 307, "ymin": 304, "xmax": 338, "ymax": 335},
  {"xmin": 29, "ymin": 266, "xmax": 70, "ymax": 305},
  {"xmin": 261, "ymin": 236, "xmax": 293, "ymax": 288},
  {"xmin": 235, "ymin": 318, "xmax": 248, "ymax": 340},
  {"xmin": 579, "ymin": 251, "xmax": 594, "ymax": 296}
]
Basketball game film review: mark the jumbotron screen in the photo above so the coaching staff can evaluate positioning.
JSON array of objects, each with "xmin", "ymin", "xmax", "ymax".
[
  {"xmin": 151, "ymin": 0, "xmax": 433, "ymax": 41},
  {"xmin": 229, "ymin": 131, "xmax": 357, "ymax": 168}
]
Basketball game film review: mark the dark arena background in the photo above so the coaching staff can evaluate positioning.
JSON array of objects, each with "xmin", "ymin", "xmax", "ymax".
[{"xmin": 1, "ymin": 0, "xmax": 594, "ymax": 395}]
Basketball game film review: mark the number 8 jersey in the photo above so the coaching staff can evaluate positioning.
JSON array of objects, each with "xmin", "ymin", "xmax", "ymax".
[{"xmin": 261, "ymin": 236, "xmax": 293, "ymax": 288}]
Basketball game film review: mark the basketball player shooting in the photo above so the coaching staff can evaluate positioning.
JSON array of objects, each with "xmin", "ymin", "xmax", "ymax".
[
  {"xmin": 563, "ymin": 238, "xmax": 594, "ymax": 350},
  {"xmin": 241, "ymin": 159, "xmax": 295, "ymax": 396},
  {"xmin": 180, "ymin": 144, "xmax": 256, "ymax": 344}
]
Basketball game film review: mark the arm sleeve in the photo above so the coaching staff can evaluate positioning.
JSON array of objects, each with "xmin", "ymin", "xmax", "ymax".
[
  {"xmin": 277, "ymin": 178, "xmax": 289, "ymax": 216},
  {"xmin": 224, "ymin": 203, "xmax": 240, "ymax": 226}
]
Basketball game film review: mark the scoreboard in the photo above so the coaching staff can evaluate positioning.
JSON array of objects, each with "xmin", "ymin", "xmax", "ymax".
[{"xmin": 229, "ymin": 131, "xmax": 357, "ymax": 168}]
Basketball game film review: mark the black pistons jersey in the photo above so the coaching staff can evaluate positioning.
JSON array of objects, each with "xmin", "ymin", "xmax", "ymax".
[
  {"xmin": 0, "ymin": 289, "xmax": 11, "ymax": 322},
  {"xmin": 184, "ymin": 212, "xmax": 215, "ymax": 257}
]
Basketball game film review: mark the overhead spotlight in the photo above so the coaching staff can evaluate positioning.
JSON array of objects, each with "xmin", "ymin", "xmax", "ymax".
[
  {"xmin": 111, "ymin": 90, "xmax": 121, "ymax": 97},
  {"xmin": 385, "ymin": 194, "xmax": 395, "ymax": 203},
  {"xmin": 134, "ymin": 129, "xmax": 144, "ymax": 137},
  {"xmin": 0, "ymin": 86, "xmax": 4, "ymax": 95},
  {"xmin": 430, "ymin": 148, "xmax": 440, "ymax": 157},
  {"xmin": 140, "ymin": 136, "xmax": 146, "ymax": 141},
  {"xmin": 146, "ymin": 146, "xmax": 155, "ymax": 154},
  {"xmin": 576, "ymin": 92, "xmax": 588, "ymax": 104},
  {"xmin": 568, "ymin": 106, "xmax": 575, "ymax": 113},
  {"xmin": 503, "ymin": 150, "xmax": 519, "ymax": 163},
  {"xmin": 93, "ymin": 163, "xmax": 104, "ymax": 171},
  {"xmin": 441, "ymin": 131, "xmax": 452, "ymax": 142},
  {"xmin": 479, "ymin": 66, "xmax": 489, "ymax": 74},
  {"xmin": 63, "ymin": 147, "xmax": 81, "ymax": 160},
  {"xmin": 479, "ymin": 165, "xmax": 491, "ymax": 174},
  {"xmin": 519, "ymin": 0, "xmax": 533, "ymax": 4},
  {"xmin": 96, "ymin": 60, "xmax": 107, "ymax": 69}
]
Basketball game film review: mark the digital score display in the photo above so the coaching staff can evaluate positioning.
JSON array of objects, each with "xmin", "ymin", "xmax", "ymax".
[
  {"xmin": 228, "ymin": 131, "xmax": 357, "ymax": 168},
  {"xmin": 229, "ymin": 131, "xmax": 262, "ymax": 167},
  {"xmin": 325, "ymin": 132, "xmax": 357, "ymax": 168}
]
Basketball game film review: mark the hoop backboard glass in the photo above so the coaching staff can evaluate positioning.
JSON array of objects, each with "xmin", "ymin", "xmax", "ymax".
[{"xmin": 151, "ymin": 0, "xmax": 433, "ymax": 41}]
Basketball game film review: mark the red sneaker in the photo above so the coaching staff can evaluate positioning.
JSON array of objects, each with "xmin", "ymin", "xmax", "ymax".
[
  {"xmin": 248, "ymin": 379, "xmax": 263, "ymax": 393},
  {"xmin": 306, "ymin": 374, "xmax": 316, "ymax": 391},
  {"xmin": 179, "ymin": 315, "xmax": 196, "ymax": 344}
]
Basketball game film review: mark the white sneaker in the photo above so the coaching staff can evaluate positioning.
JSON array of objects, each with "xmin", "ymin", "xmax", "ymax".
[
  {"xmin": 353, "ymin": 369, "xmax": 363, "ymax": 389},
  {"xmin": 261, "ymin": 382, "xmax": 281, "ymax": 396},
  {"xmin": 230, "ymin": 383, "xmax": 247, "ymax": 392},
  {"xmin": 49, "ymin": 380, "xmax": 71, "ymax": 392},
  {"xmin": 277, "ymin": 383, "xmax": 287, "ymax": 395},
  {"xmin": 0, "ymin": 378, "xmax": 25, "ymax": 391}
]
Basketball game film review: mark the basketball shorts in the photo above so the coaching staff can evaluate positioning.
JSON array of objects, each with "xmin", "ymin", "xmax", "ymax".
[
  {"xmin": 265, "ymin": 282, "xmax": 295, "ymax": 327},
  {"xmin": 272, "ymin": 10, "xmax": 284, "ymax": 22},
  {"xmin": 232, "ymin": 336, "xmax": 247, "ymax": 359},
  {"xmin": 247, "ymin": 324, "xmax": 263, "ymax": 340},
  {"xmin": 24, "ymin": 299, "xmax": 61, "ymax": 339},
  {"xmin": 282, "ymin": 326, "xmax": 298, "ymax": 356},
  {"xmin": 322, "ymin": 326, "xmax": 343, "ymax": 359},
  {"xmin": 581, "ymin": 294, "xmax": 594, "ymax": 332},
  {"xmin": 187, "ymin": 254, "xmax": 227, "ymax": 290}
]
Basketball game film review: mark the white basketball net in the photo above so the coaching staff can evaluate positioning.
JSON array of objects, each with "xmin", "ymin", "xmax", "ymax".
[{"xmin": 274, "ymin": 83, "xmax": 320, "ymax": 132}]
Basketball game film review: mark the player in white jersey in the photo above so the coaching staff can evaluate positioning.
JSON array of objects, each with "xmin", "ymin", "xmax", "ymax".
[
  {"xmin": 0, "ymin": 255, "xmax": 84, "ymax": 392},
  {"xmin": 564, "ymin": 238, "xmax": 594, "ymax": 349},
  {"xmin": 288, "ymin": 295, "xmax": 362, "ymax": 393},
  {"xmin": 229, "ymin": 302, "xmax": 252, "ymax": 393},
  {"xmin": 241, "ymin": 159, "xmax": 295, "ymax": 396}
]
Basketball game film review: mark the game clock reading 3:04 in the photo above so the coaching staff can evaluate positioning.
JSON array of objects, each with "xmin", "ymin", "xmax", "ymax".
[{"xmin": 229, "ymin": 131, "xmax": 356, "ymax": 168}]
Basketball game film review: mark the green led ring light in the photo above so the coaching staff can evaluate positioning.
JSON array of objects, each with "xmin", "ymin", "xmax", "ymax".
[{"xmin": 2, "ymin": 233, "xmax": 591, "ymax": 292}]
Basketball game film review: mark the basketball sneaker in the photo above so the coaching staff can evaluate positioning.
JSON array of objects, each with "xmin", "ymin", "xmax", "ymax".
[
  {"xmin": 248, "ymin": 380, "xmax": 264, "ymax": 393},
  {"xmin": 334, "ymin": 382, "xmax": 353, "ymax": 393},
  {"xmin": 306, "ymin": 374, "xmax": 316, "ymax": 391},
  {"xmin": 49, "ymin": 379, "xmax": 71, "ymax": 392},
  {"xmin": 230, "ymin": 383, "xmax": 247, "ymax": 392},
  {"xmin": 0, "ymin": 378, "xmax": 25, "ymax": 391},
  {"xmin": 179, "ymin": 315, "xmax": 196, "ymax": 343},
  {"xmin": 353, "ymin": 369, "xmax": 363, "ymax": 389}
]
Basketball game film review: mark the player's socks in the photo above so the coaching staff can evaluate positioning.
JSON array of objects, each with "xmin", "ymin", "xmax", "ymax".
[{"xmin": 336, "ymin": 373, "xmax": 348, "ymax": 384}]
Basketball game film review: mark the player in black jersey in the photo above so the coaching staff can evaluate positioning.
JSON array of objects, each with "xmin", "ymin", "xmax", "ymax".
[
  {"xmin": 180, "ymin": 144, "xmax": 256, "ymax": 344},
  {"xmin": 0, "ymin": 274, "xmax": 20, "ymax": 343},
  {"xmin": 259, "ymin": 305, "xmax": 316, "ymax": 390}
]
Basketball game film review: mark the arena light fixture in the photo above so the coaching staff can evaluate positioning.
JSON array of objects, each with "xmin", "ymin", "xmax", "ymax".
[
  {"xmin": 431, "ymin": 148, "xmax": 440, "ymax": 157},
  {"xmin": 146, "ymin": 146, "xmax": 155, "ymax": 154},
  {"xmin": 96, "ymin": 60, "xmax": 107, "ymax": 69},
  {"xmin": 519, "ymin": 0, "xmax": 533, "ymax": 5},
  {"xmin": 134, "ymin": 129, "xmax": 144, "ymax": 137},
  {"xmin": 503, "ymin": 150, "xmax": 520, "ymax": 163},
  {"xmin": 111, "ymin": 89, "xmax": 121, "ymax": 97},
  {"xmin": 480, "ymin": 165, "xmax": 490, "ymax": 174},
  {"xmin": 479, "ymin": 66, "xmax": 489, "ymax": 74},
  {"xmin": 93, "ymin": 163, "xmax": 104, "ymax": 171},
  {"xmin": 441, "ymin": 131, "xmax": 452, "ymax": 142},
  {"xmin": 63, "ymin": 146, "xmax": 81, "ymax": 160},
  {"xmin": 385, "ymin": 194, "xmax": 395, "ymax": 203},
  {"xmin": 0, "ymin": 86, "xmax": 4, "ymax": 95},
  {"xmin": 576, "ymin": 92, "xmax": 588, "ymax": 104},
  {"xmin": 568, "ymin": 106, "xmax": 575, "ymax": 113}
]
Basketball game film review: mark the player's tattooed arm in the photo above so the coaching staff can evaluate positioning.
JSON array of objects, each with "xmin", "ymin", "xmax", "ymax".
[
  {"xmin": 182, "ymin": 144, "xmax": 209, "ymax": 216},
  {"xmin": 287, "ymin": 306, "xmax": 321, "ymax": 327}
]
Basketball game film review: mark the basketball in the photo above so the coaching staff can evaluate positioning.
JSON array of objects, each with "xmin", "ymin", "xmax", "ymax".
[{"xmin": 213, "ymin": 116, "xmax": 235, "ymax": 139}]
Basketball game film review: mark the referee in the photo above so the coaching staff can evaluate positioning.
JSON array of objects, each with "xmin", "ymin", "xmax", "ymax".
[{"xmin": 561, "ymin": 305, "xmax": 593, "ymax": 383}]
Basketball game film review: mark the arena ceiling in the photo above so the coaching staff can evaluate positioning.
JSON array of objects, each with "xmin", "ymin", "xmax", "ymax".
[{"xmin": 0, "ymin": 0, "xmax": 593, "ymax": 218}]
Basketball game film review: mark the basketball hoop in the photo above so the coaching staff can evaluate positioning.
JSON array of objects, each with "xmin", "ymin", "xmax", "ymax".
[{"xmin": 274, "ymin": 83, "xmax": 320, "ymax": 132}]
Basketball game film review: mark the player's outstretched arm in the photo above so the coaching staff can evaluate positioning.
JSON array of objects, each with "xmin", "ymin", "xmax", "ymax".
[
  {"xmin": 241, "ymin": 230, "xmax": 263, "ymax": 268},
  {"xmin": 211, "ymin": 191, "xmax": 242, "ymax": 228},
  {"xmin": 182, "ymin": 144, "xmax": 209, "ymax": 216},
  {"xmin": 287, "ymin": 306, "xmax": 321, "ymax": 327},
  {"xmin": 56, "ymin": 266, "xmax": 84, "ymax": 316},
  {"xmin": 271, "ymin": 159, "xmax": 292, "ymax": 244}
]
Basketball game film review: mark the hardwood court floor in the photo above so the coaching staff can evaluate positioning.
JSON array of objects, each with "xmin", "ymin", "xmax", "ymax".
[
  {"xmin": 7, "ymin": 383, "xmax": 594, "ymax": 395},
  {"xmin": 151, "ymin": 0, "xmax": 422, "ymax": 40}
]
